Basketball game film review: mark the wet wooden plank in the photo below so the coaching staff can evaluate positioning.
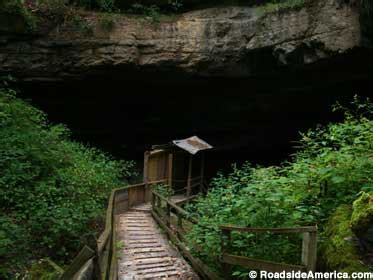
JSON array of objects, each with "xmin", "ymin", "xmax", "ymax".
[{"xmin": 117, "ymin": 210, "xmax": 199, "ymax": 279}]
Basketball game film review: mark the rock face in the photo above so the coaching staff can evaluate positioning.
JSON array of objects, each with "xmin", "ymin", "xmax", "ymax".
[{"xmin": 0, "ymin": 0, "xmax": 365, "ymax": 81}]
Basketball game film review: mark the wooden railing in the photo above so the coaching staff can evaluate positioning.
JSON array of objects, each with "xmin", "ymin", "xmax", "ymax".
[
  {"xmin": 151, "ymin": 190, "xmax": 224, "ymax": 280},
  {"xmin": 172, "ymin": 176, "xmax": 205, "ymax": 195},
  {"xmin": 60, "ymin": 183, "xmax": 317, "ymax": 280},
  {"xmin": 220, "ymin": 225, "xmax": 317, "ymax": 275},
  {"xmin": 59, "ymin": 179, "xmax": 167, "ymax": 280},
  {"xmin": 151, "ymin": 190, "xmax": 317, "ymax": 279}
]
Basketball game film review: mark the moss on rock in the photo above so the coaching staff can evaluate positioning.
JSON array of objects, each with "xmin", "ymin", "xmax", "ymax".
[
  {"xmin": 351, "ymin": 192, "xmax": 373, "ymax": 236},
  {"xmin": 320, "ymin": 205, "xmax": 371, "ymax": 273},
  {"xmin": 28, "ymin": 259, "xmax": 63, "ymax": 280}
]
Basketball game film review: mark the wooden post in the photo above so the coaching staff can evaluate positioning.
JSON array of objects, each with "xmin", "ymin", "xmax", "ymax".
[
  {"xmin": 166, "ymin": 203, "xmax": 171, "ymax": 228},
  {"xmin": 151, "ymin": 192, "xmax": 155, "ymax": 210},
  {"xmin": 187, "ymin": 154, "xmax": 193, "ymax": 197},
  {"xmin": 91, "ymin": 236, "xmax": 102, "ymax": 280},
  {"xmin": 302, "ymin": 229, "xmax": 317, "ymax": 272},
  {"xmin": 156, "ymin": 195, "xmax": 160, "ymax": 209},
  {"xmin": 143, "ymin": 151, "xmax": 150, "ymax": 202},
  {"xmin": 143, "ymin": 151, "xmax": 149, "ymax": 183},
  {"xmin": 221, "ymin": 229, "xmax": 232, "ymax": 279},
  {"xmin": 176, "ymin": 213, "xmax": 182, "ymax": 240},
  {"xmin": 200, "ymin": 153, "xmax": 205, "ymax": 193},
  {"xmin": 168, "ymin": 153, "xmax": 173, "ymax": 187},
  {"xmin": 60, "ymin": 246, "xmax": 96, "ymax": 280},
  {"xmin": 128, "ymin": 188, "xmax": 133, "ymax": 208}
]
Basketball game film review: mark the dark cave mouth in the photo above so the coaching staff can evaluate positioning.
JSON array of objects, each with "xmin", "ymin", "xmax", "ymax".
[{"xmin": 18, "ymin": 70, "xmax": 372, "ymax": 177}]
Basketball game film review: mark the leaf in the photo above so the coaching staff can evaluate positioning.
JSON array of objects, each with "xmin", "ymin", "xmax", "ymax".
[{"xmin": 331, "ymin": 176, "xmax": 346, "ymax": 184}]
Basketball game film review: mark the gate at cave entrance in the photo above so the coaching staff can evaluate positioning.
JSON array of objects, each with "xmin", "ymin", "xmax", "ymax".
[{"xmin": 143, "ymin": 135, "xmax": 213, "ymax": 199}]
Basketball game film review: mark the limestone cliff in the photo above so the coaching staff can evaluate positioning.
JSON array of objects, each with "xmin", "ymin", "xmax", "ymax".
[{"xmin": 0, "ymin": 0, "xmax": 368, "ymax": 81}]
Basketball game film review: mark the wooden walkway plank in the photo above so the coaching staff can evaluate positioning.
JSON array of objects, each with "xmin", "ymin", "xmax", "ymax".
[{"xmin": 117, "ymin": 205, "xmax": 199, "ymax": 280}]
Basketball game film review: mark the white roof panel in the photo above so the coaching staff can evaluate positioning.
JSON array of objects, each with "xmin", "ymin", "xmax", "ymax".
[{"xmin": 172, "ymin": 136, "xmax": 213, "ymax": 155}]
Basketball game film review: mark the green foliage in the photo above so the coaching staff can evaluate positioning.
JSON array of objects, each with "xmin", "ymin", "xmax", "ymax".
[
  {"xmin": 0, "ymin": 216, "xmax": 30, "ymax": 278},
  {"xmin": 0, "ymin": 0, "xmax": 307, "ymax": 33},
  {"xmin": 319, "ymin": 205, "xmax": 371, "ymax": 273},
  {"xmin": 256, "ymin": 0, "xmax": 305, "ymax": 15},
  {"xmin": 185, "ymin": 96, "xmax": 373, "ymax": 275},
  {"xmin": 0, "ymin": 0, "xmax": 37, "ymax": 31},
  {"xmin": 128, "ymin": 3, "xmax": 161, "ymax": 22},
  {"xmin": 28, "ymin": 258, "xmax": 63, "ymax": 280},
  {"xmin": 36, "ymin": 0, "xmax": 113, "ymax": 25},
  {"xmin": 70, "ymin": 14, "xmax": 94, "ymax": 34},
  {"xmin": 99, "ymin": 13, "xmax": 117, "ymax": 30},
  {"xmin": 96, "ymin": 0, "xmax": 115, "ymax": 11},
  {"xmin": 151, "ymin": 184, "xmax": 174, "ymax": 198},
  {"xmin": 37, "ymin": 0, "xmax": 69, "ymax": 20},
  {"xmin": 0, "ymin": 78, "xmax": 136, "ymax": 278},
  {"xmin": 115, "ymin": 240, "xmax": 125, "ymax": 258},
  {"xmin": 36, "ymin": 0, "xmax": 95, "ymax": 34},
  {"xmin": 169, "ymin": 0, "xmax": 183, "ymax": 12},
  {"xmin": 69, "ymin": 0, "xmax": 115, "ymax": 12},
  {"xmin": 124, "ymin": 0, "xmax": 185, "ymax": 22}
]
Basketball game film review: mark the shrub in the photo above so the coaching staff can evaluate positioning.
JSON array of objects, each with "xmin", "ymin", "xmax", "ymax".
[
  {"xmin": 99, "ymin": 13, "xmax": 116, "ymax": 30},
  {"xmin": 128, "ymin": 3, "xmax": 161, "ymax": 22},
  {"xmin": 151, "ymin": 184, "xmax": 174, "ymax": 198},
  {"xmin": 185, "ymin": 96, "xmax": 373, "ymax": 275},
  {"xmin": 256, "ymin": 0, "xmax": 305, "ymax": 15},
  {"xmin": 36, "ymin": 0, "xmax": 69, "ymax": 20},
  {"xmin": 73, "ymin": 0, "xmax": 114, "ymax": 11},
  {"xmin": 97, "ymin": 0, "xmax": 114, "ymax": 11},
  {"xmin": 0, "ymin": 78, "xmax": 136, "ymax": 278},
  {"xmin": 0, "ymin": 0, "xmax": 37, "ymax": 31}
]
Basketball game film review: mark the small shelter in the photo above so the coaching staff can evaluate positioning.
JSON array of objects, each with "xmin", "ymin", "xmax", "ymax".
[{"xmin": 143, "ymin": 136, "xmax": 213, "ymax": 196}]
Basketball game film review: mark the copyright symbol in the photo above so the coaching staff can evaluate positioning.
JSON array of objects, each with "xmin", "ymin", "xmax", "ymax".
[{"xmin": 249, "ymin": 270, "xmax": 257, "ymax": 278}]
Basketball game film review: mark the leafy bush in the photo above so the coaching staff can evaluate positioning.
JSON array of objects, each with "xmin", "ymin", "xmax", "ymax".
[
  {"xmin": 0, "ymin": 79, "xmax": 136, "ymax": 278},
  {"xmin": 97, "ymin": 0, "xmax": 115, "ymax": 11},
  {"xmin": 257, "ymin": 0, "xmax": 305, "ymax": 14},
  {"xmin": 151, "ymin": 184, "xmax": 174, "ymax": 198},
  {"xmin": 36, "ymin": 0, "xmax": 69, "ymax": 20},
  {"xmin": 99, "ymin": 13, "xmax": 117, "ymax": 30},
  {"xmin": 70, "ymin": 14, "xmax": 94, "ymax": 34},
  {"xmin": 185, "ymin": 96, "xmax": 373, "ymax": 275},
  {"xmin": 0, "ymin": 0, "xmax": 36, "ymax": 30},
  {"xmin": 128, "ymin": 3, "xmax": 161, "ymax": 22}
]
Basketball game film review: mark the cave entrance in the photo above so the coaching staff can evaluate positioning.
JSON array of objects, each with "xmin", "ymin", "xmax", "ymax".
[{"xmin": 18, "ymin": 66, "xmax": 372, "ymax": 178}]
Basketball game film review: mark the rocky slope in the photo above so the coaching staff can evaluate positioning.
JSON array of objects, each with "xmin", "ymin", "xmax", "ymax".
[{"xmin": 0, "ymin": 0, "xmax": 367, "ymax": 81}]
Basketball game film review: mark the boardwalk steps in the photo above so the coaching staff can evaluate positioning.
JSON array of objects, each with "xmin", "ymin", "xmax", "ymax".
[{"xmin": 117, "ymin": 208, "xmax": 199, "ymax": 280}]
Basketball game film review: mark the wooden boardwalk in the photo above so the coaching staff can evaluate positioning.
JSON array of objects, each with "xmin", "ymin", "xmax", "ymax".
[{"xmin": 117, "ymin": 201, "xmax": 199, "ymax": 280}]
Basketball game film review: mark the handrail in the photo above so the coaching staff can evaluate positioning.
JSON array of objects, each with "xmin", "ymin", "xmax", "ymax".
[
  {"xmin": 60, "ymin": 179, "xmax": 167, "ymax": 280},
  {"xmin": 152, "ymin": 190, "xmax": 198, "ymax": 224},
  {"xmin": 174, "ymin": 182, "xmax": 201, "ymax": 192},
  {"xmin": 59, "ymin": 246, "xmax": 95, "ymax": 280},
  {"xmin": 151, "ymin": 190, "xmax": 223, "ymax": 280},
  {"xmin": 172, "ymin": 176, "xmax": 201, "ymax": 183},
  {"xmin": 220, "ymin": 224, "xmax": 317, "ymax": 233},
  {"xmin": 59, "ymin": 180, "xmax": 316, "ymax": 280},
  {"xmin": 152, "ymin": 190, "xmax": 317, "ymax": 278},
  {"xmin": 220, "ymin": 224, "xmax": 317, "ymax": 273}
]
